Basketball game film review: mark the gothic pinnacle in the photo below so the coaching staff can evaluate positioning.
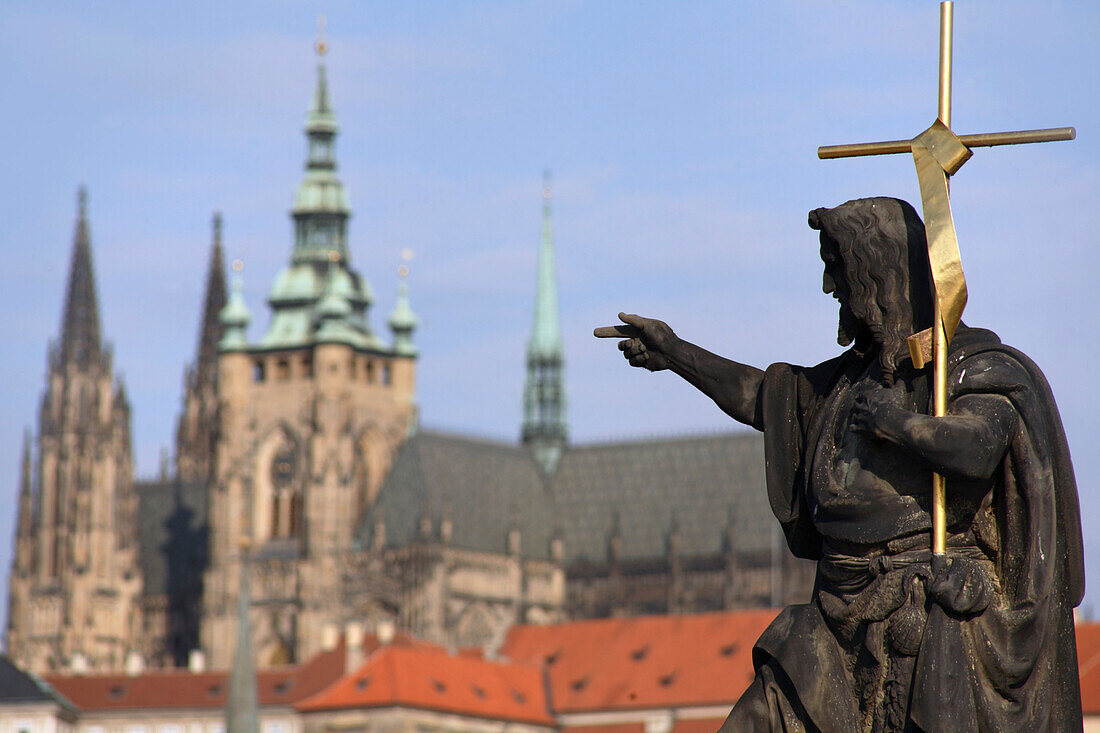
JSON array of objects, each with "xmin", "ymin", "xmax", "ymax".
[
  {"xmin": 196, "ymin": 212, "xmax": 228, "ymax": 380},
  {"xmin": 59, "ymin": 185, "xmax": 104, "ymax": 369}
]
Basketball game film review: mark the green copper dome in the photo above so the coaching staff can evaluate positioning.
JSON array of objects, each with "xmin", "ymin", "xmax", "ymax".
[
  {"xmin": 388, "ymin": 275, "xmax": 418, "ymax": 356},
  {"xmin": 219, "ymin": 275, "xmax": 251, "ymax": 351}
]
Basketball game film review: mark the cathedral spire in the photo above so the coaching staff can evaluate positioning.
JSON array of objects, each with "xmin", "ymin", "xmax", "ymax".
[
  {"xmin": 292, "ymin": 28, "xmax": 351, "ymax": 264},
  {"xmin": 59, "ymin": 186, "xmax": 103, "ymax": 368},
  {"xmin": 522, "ymin": 171, "xmax": 567, "ymax": 473},
  {"xmin": 16, "ymin": 429, "xmax": 34, "ymax": 542},
  {"xmin": 196, "ymin": 212, "xmax": 228, "ymax": 384}
]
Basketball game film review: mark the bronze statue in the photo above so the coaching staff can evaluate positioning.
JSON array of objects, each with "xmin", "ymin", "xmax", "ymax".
[{"xmin": 596, "ymin": 197, "xmax": 1084, "ymax": 732}]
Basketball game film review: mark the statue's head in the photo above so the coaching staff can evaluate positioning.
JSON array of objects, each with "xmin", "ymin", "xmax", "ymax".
[{"xmin": 808, "ymin": 197, "xmax": 933, "ymax": 374}]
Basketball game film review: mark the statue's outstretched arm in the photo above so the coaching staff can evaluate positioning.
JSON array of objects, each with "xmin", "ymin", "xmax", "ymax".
[
  {"xmin": 852, "ymin": 390, "xmax": 1016, "ymax": 482},
  {"xmin": 595, "ymin": 313, "xmax": 765, "ymax": 429}
]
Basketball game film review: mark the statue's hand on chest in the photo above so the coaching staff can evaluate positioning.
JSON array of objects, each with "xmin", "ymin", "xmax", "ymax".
[
  {"xmin": 850, "ymin": 379, "xmax": 909, "ymax": 442},
  {"xmin": 836, "ymin": 378, "xmax": 928, "ymax": 495}
]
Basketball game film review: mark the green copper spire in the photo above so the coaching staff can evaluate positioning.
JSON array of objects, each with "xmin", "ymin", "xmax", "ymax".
[
  {"xmin": 261, "ymin": 36, "xmax": 382, "ymax": 351},
  {"xmin": 292, "ymin": 36, "xmax": 351, "ymax": 264},
  {"xmin": 522, "ymin": 171, "xmax": 567, "ymax": 473}
]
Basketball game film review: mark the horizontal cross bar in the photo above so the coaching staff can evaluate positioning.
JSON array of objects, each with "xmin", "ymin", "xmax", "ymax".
[{"xmin": 818, "ymin": 126, "xmax": 1075, "ymax": 159}]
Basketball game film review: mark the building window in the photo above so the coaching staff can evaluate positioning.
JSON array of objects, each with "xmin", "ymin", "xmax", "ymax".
[
  {"xmin": 253, "ymin": 361, "xmax": 265, "ymax": 383},
  {"xmin": 301, "ymin": 356, "xmax": 313, "ymax": 378},
  {"xmin": 275, "ymin": 359, "xmax": 290, "ymax": 380},
  {"xmin": 365, "ymin": 360, "xmax": 375, "ymax": 383},
  {"xmin": 382, "ymin": 364, "xmax": 392, "ymax": 386}
]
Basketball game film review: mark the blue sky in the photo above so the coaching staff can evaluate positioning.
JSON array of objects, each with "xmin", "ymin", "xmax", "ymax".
[{"xmin": 1, "ymin": 0, "xmax": 1098, "ymax": 622}]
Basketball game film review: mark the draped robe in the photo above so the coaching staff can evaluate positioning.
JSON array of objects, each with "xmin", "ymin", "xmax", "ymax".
[{"xmin": 728, "ymin": 326, "xmax": 1084, "ymax": 732}]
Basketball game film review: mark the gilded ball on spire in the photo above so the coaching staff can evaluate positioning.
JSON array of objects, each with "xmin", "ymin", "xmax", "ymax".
[
  {"xmin": 316, "ymin": 14, "xmax": 328, "ymax": 56},
  {"xmin": 232, "ymin": 259, "xmax": 244, "ymax": 273}
]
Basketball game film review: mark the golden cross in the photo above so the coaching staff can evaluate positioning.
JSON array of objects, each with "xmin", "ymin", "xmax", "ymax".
[{"xmin": 817, "ymin": 1, "xmax": 1074, "ymax": 564}]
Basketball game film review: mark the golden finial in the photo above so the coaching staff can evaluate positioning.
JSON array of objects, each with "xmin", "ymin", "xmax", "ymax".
[
  {"xmin": 401, "ymin": 248, "xmax": 414, "ymax": 262},
  {"xmin": 316, "ymin": 15, "xmax": 328, "ymax": 56},
  {"xmin": 232, "ymin": 258, "xmax": 244, "ymax": 273},
  {"xmin": 398, "ymin": 265, "xmax": 410, "ymax": 278},
  {"xmin": 328, "ymin": 249, "xmax": 340, "ymax": 263}
]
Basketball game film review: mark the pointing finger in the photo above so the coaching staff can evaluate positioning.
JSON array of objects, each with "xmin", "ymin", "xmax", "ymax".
[
  {"xmin": 618, "ymin": 312, "xmax": 648, "ymax": 329},
  {"xmin": 594, "ymin": 324, "xmax": 641, "ymax": 338}
]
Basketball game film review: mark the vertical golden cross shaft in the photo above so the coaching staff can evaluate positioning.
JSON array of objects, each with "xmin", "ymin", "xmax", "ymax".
[
  {"xmin": 816, "ymin": 2, "xmax": 1074, "ymax": 570},
  {"xmin": 930, "ymin": 1, "xmax": 953, "ymax": 560}
]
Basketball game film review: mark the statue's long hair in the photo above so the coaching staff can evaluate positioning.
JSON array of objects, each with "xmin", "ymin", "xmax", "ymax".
[{"xmin": 808, "ymin": 197, "xmax": 934, "ymax": 378}]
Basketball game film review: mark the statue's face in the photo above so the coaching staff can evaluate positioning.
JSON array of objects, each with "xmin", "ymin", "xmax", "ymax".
[{"xmin": 820, "ymin": 233, "xmax": 861, "ymax": 347}]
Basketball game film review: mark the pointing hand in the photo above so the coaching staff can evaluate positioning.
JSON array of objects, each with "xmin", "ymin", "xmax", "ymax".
[{"xmin": 594, "ymin": 313, "xmax": 677, "ymax": 372}]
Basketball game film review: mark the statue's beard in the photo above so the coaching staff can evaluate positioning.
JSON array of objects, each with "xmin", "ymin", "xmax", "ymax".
[
  {"xmin": 837, "ymin": 296, "xmax": 911, "ymax": 380},
  {"xmin": 836, "ymin": 301, "xmax": 862, "ymax": 348}
]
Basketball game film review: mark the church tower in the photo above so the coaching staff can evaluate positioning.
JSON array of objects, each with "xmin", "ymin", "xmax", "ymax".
[
  {"xmin": 6, "ymin": 188, "xmax": 142, "ymax": 673},
  {"xmin": 201, "ymin": 39, "xmax": 418, "ymax": 668},
  {"xmin": 176, "ymin": 212, "xmax": 228, "ymax": 484},
  {"xmin": 521, "ymin": 172, "xmax": 567, "ymax": 473}
]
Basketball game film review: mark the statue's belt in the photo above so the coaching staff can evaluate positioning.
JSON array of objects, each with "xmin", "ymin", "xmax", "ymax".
[{"xmin": 821, "ymin": 534, "xmax": 987, "ymax": 581}]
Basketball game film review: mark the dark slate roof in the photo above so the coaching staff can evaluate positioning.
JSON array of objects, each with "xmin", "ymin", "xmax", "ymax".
[
  {"xmin": 134, "ymin": 478, "xmax": 208, "ymax": 597},
  {"xmin": 0, "ymin": 655, "xmax": 74, "ymax": 709},
  {"xmin": 359, "ymin": 429, "xmax": 771, "ymax": 564},
  {"xmin": 552, "ymin": 432, "xmax": 769, "ymax": 563},
  {"xmin": 360, "ymin": 431, "xmax": 559, "ymax": 559}
]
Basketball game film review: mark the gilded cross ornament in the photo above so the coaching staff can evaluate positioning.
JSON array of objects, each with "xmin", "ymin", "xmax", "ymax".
[{"xmin": 817, "ymin": 1, "xmax": 1075, "ymax": 562}]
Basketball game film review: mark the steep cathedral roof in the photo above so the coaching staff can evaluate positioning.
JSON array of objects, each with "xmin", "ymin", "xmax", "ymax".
[{"xmin": 360, "ymin": 429, "xmax": 771, "ymax": 564}]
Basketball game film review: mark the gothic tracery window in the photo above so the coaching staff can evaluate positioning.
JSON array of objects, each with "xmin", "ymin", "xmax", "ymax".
[{"xmin": 269, "ymin": 445, "xmax": 302, "ymax": 541}]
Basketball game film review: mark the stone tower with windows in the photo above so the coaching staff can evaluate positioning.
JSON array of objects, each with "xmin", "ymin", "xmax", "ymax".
[
  {"xmin": 5, "ymin": 189, "xmax": 143, "ymax": 673},
  {"xmin": 200, "ymin": 43, "xmax": 418, "ymax": 669}
]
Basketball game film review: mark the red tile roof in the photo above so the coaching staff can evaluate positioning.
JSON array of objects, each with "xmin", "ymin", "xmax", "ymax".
[
  {"xmin": 1078, "ymin": 622, "xmax": 1100, "ymax": 714},
  {"xmin": 43, "ymin": 632, "xmax": 402, "ymax": 711},
  {"xmin": 34, "ymin": 615, "xmax": 1100, "ymax": 722},
  {"xmin": 501, "ymin": 610, "xmax": 777, "ymax": 713},
  {"xmin": 295, "ymin": 644, "xmax": 554, "ymax": 726}
]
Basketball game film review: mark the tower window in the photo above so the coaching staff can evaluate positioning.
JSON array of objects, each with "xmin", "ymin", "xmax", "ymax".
[{"xmin": 253, "ymin": 361, "xmax": 266, "ymax": 383}]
